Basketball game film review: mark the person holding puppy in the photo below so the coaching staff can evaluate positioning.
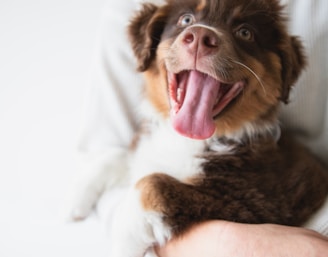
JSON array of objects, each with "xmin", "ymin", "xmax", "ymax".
[{"xmin": 76, "ymin": 0, "xmax": 328, "ymax": 256}]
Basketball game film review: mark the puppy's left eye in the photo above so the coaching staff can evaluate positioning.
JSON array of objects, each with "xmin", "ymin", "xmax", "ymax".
[
  {"xmin": 235, "ymin": 27, "xmax": 254, "ymax": 41},
  {"xmin": 178, "ymin": 14, "xmax": 195, "ymax": 27}
]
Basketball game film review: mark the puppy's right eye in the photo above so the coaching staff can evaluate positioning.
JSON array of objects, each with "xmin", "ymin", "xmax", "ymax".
[
  {"xmin": 234, "ymin": 26, "xmax": 255, "ymax": 42},
  {"xmin": 178, "ymin": 14, "xmax": 195, "ymax": 27}
]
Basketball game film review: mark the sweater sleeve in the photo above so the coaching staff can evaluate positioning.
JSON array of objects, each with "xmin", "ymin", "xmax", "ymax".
[{"xmin": 77, "ymin": 0, "xmax": 144, "ymax": 170}]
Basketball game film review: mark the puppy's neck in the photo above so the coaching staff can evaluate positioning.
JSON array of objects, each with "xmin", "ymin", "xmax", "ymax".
[{"xmin": 219, "ymin": 121, "xmax": 281, "ymax": 145}]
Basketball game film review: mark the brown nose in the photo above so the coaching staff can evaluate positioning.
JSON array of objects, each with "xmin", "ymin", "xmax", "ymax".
[{"xmin": 182, "ymin": 27, "xmax": 219, "ymax": 56}]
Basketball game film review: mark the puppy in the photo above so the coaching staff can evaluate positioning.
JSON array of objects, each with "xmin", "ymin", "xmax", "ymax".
[{"xmin": 70, "ymin": 0, "xmax": 328, "ymax": 256}]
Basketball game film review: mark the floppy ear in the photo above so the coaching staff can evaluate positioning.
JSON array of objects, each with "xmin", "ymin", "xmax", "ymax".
[
  {"xmin": 128, "ymin": 3, "xmax": 167, "ymax": 71},
  {"xmin": 280, "ymin": 36, "xmax": 306, "ymax": 103}
]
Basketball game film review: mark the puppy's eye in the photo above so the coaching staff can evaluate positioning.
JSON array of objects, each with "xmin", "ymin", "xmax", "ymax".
[
  {"xmin": 235, "ymin": 27, "xmax": 254, "ymax": 41},
  {"xmin": 178, "ymin": 14, "xmax": 195, "ymax": 27}
]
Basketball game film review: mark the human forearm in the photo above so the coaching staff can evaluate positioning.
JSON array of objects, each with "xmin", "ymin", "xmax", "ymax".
[{"xmin": 156, "ymin": 221, "xmax": 328, "ymax": 257}]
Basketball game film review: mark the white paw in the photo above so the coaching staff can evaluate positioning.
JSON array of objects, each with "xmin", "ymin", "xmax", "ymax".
[
  {"xmin": 60, "ymin": 150, "xmax": 129, "ymax": 221},
  {"xmin": 109, "ymin": 188, "xmax": 171, "ymax": 257},
  {"xmin": 59, "ymin": 154, "xmax": 126, "ymax": 222},
  {"xmin": 60, "ymin": 183, "xmax": 102, "ymax": 221}
]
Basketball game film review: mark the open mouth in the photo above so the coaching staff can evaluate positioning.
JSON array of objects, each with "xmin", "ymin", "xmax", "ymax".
[{"xmin": 168, "ymin": 70, "xmax": 244, "ymax": 139}]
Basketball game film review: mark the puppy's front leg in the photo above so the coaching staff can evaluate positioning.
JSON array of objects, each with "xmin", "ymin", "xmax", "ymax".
[
  {"xmin": 110, "ymin": 185, "xmax": 172, "ymax": 257},
  {"xmin": 61, "ymin": 150, "xmax": 129, "ymax": 221}
]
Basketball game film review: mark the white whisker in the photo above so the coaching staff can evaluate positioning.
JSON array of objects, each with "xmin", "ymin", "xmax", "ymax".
[{"xmin": 231, "ymin": 60, "xmax": 266, "ymax": 95}]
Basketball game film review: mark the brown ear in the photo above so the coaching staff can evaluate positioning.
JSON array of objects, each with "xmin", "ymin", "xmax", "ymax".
[
  {"xmin": 128, "ymin": 3, "xmax": 167, "ymax": 72},
  {"xmin": 280, "ymin": 36, "xmax": 306, "ymax": 103}
]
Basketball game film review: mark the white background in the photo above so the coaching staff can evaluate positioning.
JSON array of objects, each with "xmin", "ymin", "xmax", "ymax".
[{"xmin": 0, "ymin": 0, "xmax": 109, "ymax": 256}]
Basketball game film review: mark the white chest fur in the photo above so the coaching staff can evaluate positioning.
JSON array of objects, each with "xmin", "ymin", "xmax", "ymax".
[{"xmin": 128, "ymin": 121, "xmax": 207, "ymax": 184}]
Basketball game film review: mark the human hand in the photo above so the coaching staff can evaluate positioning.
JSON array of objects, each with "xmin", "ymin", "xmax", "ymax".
[{"xmin": 155, "ymin": 221, "xmax": 328, "ymax": 257}]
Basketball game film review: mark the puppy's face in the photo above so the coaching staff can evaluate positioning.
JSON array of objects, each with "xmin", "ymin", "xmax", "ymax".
[{"xmin": 129, "ymin": 0, "xmax": 305, "ymax": 139}]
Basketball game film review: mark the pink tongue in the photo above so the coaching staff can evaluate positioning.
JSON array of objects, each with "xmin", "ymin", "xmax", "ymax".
[{"xmin": 171, "ymin": 70, "xmax": 220, "ymax": 139}]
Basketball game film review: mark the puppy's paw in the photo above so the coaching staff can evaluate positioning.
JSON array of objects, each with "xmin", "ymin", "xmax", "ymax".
[
  {"xmin": 64, "ymin": 187, "xmax": 102, "ymax": 221},
  {"xmin": 60, "ymin": 151, "xmax": 129, "ymax": 221},
  {"xmin": 110, "ymin": 188, "xmax": 172, "ymax": 257},
  {"xmin": 60, "ymin": 183, "xmax": 101, "ymax": 222}
]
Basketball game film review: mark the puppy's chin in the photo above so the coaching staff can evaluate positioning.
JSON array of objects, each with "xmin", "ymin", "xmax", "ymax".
[{"xmin": 168, "ymin": 70, "xmax": 244, "ymax": 140}]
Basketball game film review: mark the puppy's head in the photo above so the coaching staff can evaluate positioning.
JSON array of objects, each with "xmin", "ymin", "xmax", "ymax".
[{"xmin": 128, "ymin": 0, "xmax": 305, "ymax": 140}]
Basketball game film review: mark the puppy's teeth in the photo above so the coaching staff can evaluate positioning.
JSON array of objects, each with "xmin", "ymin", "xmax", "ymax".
[
  {"xmin": 171, "ymin": 103, "xmax": 179, "ymax": 115},
  {"xmin": 177, "ymin": 88, "xmax": 182, "ymax": 103}
]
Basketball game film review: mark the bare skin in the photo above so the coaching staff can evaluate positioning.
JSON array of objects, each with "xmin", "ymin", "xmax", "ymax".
[{"xmin": 156, "ymin": 221, "xmax": 328, "ymax": 257}]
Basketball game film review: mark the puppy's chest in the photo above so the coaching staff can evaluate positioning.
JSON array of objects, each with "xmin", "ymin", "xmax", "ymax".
[
  {"xmin": 128, "ymin": 122, "xmax": 232, "ymax": 184},
  {"xmin": 128, "ymin": 123, "xmax": 205, "ymax": 183}
]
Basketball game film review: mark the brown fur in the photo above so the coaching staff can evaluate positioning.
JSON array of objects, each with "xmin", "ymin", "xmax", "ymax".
[
  {"xmin": 137, "ymin": 134, "xmax": 328, "ymax": 236},
  {"xmin": 128, "ymin": 0, "xmax": 328, "ymax": 237}
]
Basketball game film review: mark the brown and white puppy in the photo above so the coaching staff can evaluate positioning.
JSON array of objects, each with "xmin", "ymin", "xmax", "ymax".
[{"xmin": 109, "ymin": 0, "xmax": 328, "ymax": 256}]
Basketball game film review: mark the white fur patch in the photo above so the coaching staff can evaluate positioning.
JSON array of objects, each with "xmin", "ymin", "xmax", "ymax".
[
  {"xmin": 129, "ymin": 123, "xmax": 206, "ymax": 183},
  {"xmin": 207, "ymin": 137, "xmax": 235, "ymax": 154},
  {"xmin": 110, "ymin": 188, "xmax": 171, "ymax": 257},
  {"xmin": 225, "ymin": 121, "xmax": 281, "ymax": 143}
]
